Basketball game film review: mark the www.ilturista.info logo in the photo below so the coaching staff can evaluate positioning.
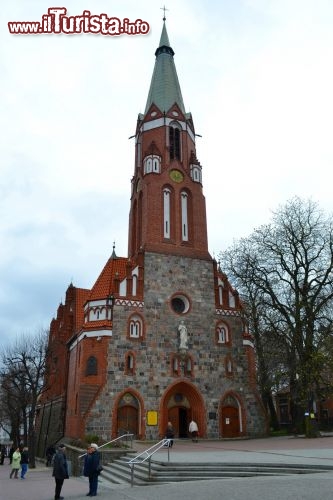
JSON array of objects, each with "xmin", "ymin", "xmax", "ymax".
[{"xmin": 8, "ymin": 7, "xmax": 150, "ymax": 35}]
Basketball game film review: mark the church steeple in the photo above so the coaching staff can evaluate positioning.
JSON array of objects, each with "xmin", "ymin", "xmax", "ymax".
[
  {"xmin": 144, "ymin": 20, "xmax": 185, "ymax": 114},
  {"xmin": 128, "ymin": 20, "xmax": 210, "ymax": 261}
]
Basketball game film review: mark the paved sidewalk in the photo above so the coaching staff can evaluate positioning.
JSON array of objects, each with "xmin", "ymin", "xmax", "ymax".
[{"xmin": 1, "ymin": 436, "xmax": 333, "ymax": 500}]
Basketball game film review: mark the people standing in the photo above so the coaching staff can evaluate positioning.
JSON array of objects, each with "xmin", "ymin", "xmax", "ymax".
[
  {"xmin": 0, "ymin": 446, "xmax": 5, "ymax": 465},
  {"xmin": 83, "ymin": 443, "xmax": 101, "ymax": 497},
  {"xmin": 9, "ymin": 445, "xmax": 15, "ymax": 464},
  {"xmin": 189, "ymin": 420, "xmax": 199, "ymax": 442},
  {"xmin": 165, "ymin": 421, "xmax": 175, "ymax": 447},
  {"xmin": 10, "ymin": 446, "xmax": 21, "ymax": 478},
  {"xmin": 46, "ymin": 444, "xmax": 56, "ymax": 466},
  {"xmin": 52, "ymin": 444, "xmax": 69, "ymax": 500},
  {"xmin": 20, "ymin": 446, "xmax": 29, "ymax": 479}
]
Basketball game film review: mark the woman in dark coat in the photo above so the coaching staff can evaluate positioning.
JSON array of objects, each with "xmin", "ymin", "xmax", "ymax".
[
  {"xmin": 83, "ymin": 443, "xmax": 101, "ymax": 497},
  {"xmin": 165, "ymin": 421, "xmax": 175, "ymax": 447},
  {"xmin": 52, "ymin": 444, "xmax": 69, "ymax": 499}
]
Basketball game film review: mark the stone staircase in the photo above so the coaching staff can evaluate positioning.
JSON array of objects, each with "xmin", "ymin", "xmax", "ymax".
[{"xmin": 99, "ymin": 454, "xmax": 333, "ymax": 486}]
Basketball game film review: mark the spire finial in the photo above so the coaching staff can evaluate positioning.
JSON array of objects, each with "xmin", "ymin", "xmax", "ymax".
[
  {"xmin": 111, "ymin": 241, "xmax": 117, "ymax": 259},
  {"xmin": 160, "ymin": 5, "xmax": 169, "ymax": 21}
]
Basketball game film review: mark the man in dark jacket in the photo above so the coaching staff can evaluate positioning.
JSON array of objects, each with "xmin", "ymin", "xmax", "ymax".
[
  {"xmin": 52, "ymin": 444, "xmax": 69, "ymax": 500},
  {"xmin": 83, "ymin": 443, "xmax": 101, "ymax": 497},
  {"xmin": 20, "ymin": 446, "xmax": 29, "ymax": 478}
]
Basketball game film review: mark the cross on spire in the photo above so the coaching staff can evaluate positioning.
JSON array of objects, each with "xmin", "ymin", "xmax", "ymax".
[{"xmin": 160, "ymin": 5, "xmax": 169, "ymax": 21}]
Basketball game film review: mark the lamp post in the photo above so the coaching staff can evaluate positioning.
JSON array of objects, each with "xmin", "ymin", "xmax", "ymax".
[{"xmin": 106, "ymin": 294, "xmax": 115, "ymax": 321}]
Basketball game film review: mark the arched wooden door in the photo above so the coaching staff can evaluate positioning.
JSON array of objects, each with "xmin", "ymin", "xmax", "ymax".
[
  {"xmin": 117, "ymin": 392, "xmax": 139, "ymax": 437},
  {"xmin": 221, "ymin": 406, "xmax": 240, "ymax": 437}
]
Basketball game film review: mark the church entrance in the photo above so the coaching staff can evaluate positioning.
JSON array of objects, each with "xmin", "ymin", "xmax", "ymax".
[
  {"xmin": 168, "ymin": 406, "xmax": 189, "ymax": 437},
  {"xmin": 117, "ymin": 392, "xmax": 139, "ymax": 437},
  {"xmin": 161, "ymin": 381, "xmax": 205, "ymax": 439},
  {"xmin": 220, "ymin": 395, "xmax": 241, "ymax": 438}
]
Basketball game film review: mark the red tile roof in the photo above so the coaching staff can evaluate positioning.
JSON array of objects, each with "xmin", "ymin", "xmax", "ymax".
[
  {"xmin": 81, "ymin": 319, "xmax": 113, "ymax": 331},
  {"xmin": 87, "ymin": 256, "xmax": 128, "ymax": 301}
]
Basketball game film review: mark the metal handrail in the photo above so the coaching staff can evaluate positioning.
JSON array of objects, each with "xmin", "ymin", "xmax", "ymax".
[
  {"xmin": 78, "ymin": 433, "xmax": 134, "ymax": 459},
  {"xmin": 128, "ymin": 438, "xmax": 171, "ymax": 487}
]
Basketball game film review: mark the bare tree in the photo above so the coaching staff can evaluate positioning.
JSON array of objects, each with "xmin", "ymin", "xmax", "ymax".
[
  {"xmin": 0, "ymin": 329, "xmax": 48, "ymax": 467},
  {"xmin": 221, "ymin": 197, "xmax": 333, "ymax": 434}
]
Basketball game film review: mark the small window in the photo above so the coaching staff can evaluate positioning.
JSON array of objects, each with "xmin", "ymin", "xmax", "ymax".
[
  {"xmin": 216, "ymin": 322, "xmax": 231, "ymax": 345},
  {"xmin": 169, "ymin": 124, "xmax": 181, "ymax": 160},
  {"xmin": 185, "ymin": 357, "xmax": 193, "ymax": 376},
  {"xmin": 144, "ymin": 155, "xmax": 161, "ymax": 174},
  {"xmin": 218, "ymin": 285, "xmax": 223, "ymax": 305},
  {"xmin": 128, "ymin": 314, "xmax": 144, "ymax": 339},
  {"xmin": 190, "ymin": 165, "xmax": 202, "ymax": 183},
  {"xmin": 125, "ymin": 353, "xmax": 135, "ymax": 375},
  {"xmin": 86, "ymin": 356, "xmax": 97, "ymax": 376},
  {"xmin": 172, "ymin": 356, "xmax": 180, "ymax": 376},
  {"xmin": 225, "ymin": 356, "xmax": 233, "ymax": 376}
]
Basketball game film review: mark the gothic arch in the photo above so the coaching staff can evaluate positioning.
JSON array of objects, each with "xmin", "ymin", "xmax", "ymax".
[
  {"xmin": 162, "ymin": 184, "xmax": 175, "ymax": 240},
  {"xmin": 112, "ymin": 388, "xmax": 145, "ymax": 439},
  {"xmin": 159, "ymin": 380, "xmax": 206, "ymax": 439},
  {"xmin": 219, "ymin": 390, "xmax": 246, "ymax": 438},
  {"xmin": 179, "ymin": 188, "xmax": 193, "ymax": 244}
]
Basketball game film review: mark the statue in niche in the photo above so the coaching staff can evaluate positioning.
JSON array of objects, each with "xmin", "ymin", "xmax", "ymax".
[{"xmin": 178, "ymin": 320, "xmax": 188, "ymax": 350}]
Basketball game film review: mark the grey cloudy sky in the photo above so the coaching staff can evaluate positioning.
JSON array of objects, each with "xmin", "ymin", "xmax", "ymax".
[{"xmin": 1, "ymin": 0, "xmax": 333, "ymax": 345}]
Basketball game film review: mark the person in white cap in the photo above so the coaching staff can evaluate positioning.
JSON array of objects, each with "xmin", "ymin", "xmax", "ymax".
[
  {"xmin": 83, "ymin": 443, "xmax": 101, "ymax": 497},
  {"xmin": 189, "ymin": 420, "xmax": 199, "ymax": 442}
]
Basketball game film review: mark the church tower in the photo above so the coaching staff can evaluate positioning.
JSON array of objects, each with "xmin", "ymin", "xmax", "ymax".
[
  {"xmin": 37, "ymin": 19, "xmax": 266, "ymax": 449},
  {"xmin": 128, "ymin": 21, "xmax": 209, "ymax": 261}
]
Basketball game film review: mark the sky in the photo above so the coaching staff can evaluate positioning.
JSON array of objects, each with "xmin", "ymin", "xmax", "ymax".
[{"xmin": 1, "ymin": 0, "xmax": 333, "ymax": 345}]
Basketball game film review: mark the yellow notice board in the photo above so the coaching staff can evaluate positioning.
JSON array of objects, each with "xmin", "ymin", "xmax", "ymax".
[{"xmin": 147, "ymin": 411, "xmax": 158, "ymax": 426}]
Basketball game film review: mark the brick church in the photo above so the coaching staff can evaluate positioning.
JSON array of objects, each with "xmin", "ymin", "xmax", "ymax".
[{"xmin": 37, "ymin": 19, "xmax": 266, "ymax": 451}]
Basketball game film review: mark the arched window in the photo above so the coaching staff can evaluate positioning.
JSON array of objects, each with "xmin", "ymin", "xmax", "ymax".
[
  {"xmin": 144, "ymin": 155, "xmax": 161, "ymax": 174},
  {"xmin": 181, "ymin": 191, "xmax": 188, "ymax": 241},
  {"xmin": 169, "ymin": 124, "xmax": 181, "ymax": 160},
  {"xmin": 190, "ymin": 164, "xmax": 202, "ymax": 183},
  {"xmin": 163, "ymin": 188, "xmax": 171, "ymax": 239},
  {"xmin": 128, "ymin": 315, "xmax": 143, "ymax": 339},
  {"xmin": 216, "ymin": 322, "xmax": 230, "ymax": 345},
  {"xmin": 85, "ymin": 356, "xmax": 98, "ymax": 376},
  {"xmin": 172, "ymin": 356, "xmax": 180, "ymax": 376},
  {"xmin": 132, "ymin": 274, "xmax": 138, "ymax": 296},
  {"xmin": 185, "ymin": 356, "xmax": 193, "ymax": 376}
]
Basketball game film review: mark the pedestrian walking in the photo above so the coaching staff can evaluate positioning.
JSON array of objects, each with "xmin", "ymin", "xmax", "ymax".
[
  {"xmin": 165, "ymin": 421, "xmax": 175, "ymax": 447},
  {"xmin": 189, "ymin": 419, "xmax": 199, "ymax": 442},
  {"xmin": 10, "ymin": 447, "xmax": 21, "ymax": 478},
  {"xmin": 83, "ymin": 443, "xmax": 101, "ymax": 497},
  {"xmin": 52, "ymin": 444, "xmax": 69, "ymax": 500},
  {"xmin": 20, "ymin": 446, "xmax": 29, "ymax": 479}
]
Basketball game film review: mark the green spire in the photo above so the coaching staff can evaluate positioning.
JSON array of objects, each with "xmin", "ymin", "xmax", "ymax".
[
  {"xmin": 144, "ymin": 21, "xmax": 185, "ymax": 114},
  {"xmin": 159, "ymin": 21, "xmax": 170, "ymax": 47}
]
